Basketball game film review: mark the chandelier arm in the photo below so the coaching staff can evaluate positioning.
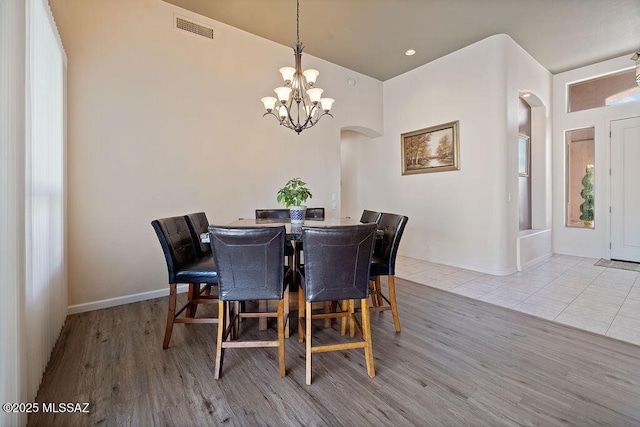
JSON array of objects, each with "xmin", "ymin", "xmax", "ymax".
[{"xmin": 262, "ymin": 110, "xmax": 298, "ymax": 131}]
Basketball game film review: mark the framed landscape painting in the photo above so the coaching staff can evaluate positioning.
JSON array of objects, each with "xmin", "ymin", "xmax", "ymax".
[{"xmin": 401, "ymin": 120, "xmax": 460, "ymax": 175}]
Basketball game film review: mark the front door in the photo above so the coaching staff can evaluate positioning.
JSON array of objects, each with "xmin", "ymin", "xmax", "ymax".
[{"xmin": 611, "ymin": 116, "xmax": 640, "ymax": 262}]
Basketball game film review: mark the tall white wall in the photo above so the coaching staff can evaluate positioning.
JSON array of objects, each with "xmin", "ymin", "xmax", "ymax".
[
  {"xmin": 552, "ymin": 55, "xmax": 640, "ymax": 258},
  {"xmin": 345, "ymin": 34, "xmax": 551, "ymax": 275},
  {"xmin": 504, "ymin": 36, "xmax": 553, "ymax": 268},
  {"xmin": 49, "ymin": 0, "xmax": 382, "ymax": 309}
]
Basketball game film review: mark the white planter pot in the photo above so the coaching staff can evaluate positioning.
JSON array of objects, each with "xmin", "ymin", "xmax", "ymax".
[{"xmin": 289, "ymin": 205, "xmax": 307, "ymax": 224}]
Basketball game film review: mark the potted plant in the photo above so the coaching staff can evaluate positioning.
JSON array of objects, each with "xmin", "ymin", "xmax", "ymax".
[
  {"xmin": 579, "ymin": 165, "xmax": 594, "ymax": 227},
  {"xmin": 277, "ymin": 177, "xmax": 312, "ymax": 223}
]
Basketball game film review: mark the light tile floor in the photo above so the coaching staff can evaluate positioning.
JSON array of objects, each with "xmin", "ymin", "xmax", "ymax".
[{"xmin": 395, "ymin": 254, "xmax": 640, "ymax": 346}]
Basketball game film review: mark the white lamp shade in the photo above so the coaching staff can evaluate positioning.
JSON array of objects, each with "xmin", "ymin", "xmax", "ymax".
[
  {"xmin": 279, "ymin": 67, "xmax": 296, "ymax": 83},
  {"xmin": 320, "ymin": 97, "xmax": 335, "ymax": 112},
  {"xmin": 278, "ymin": 105, "xmax": 288, "ymax": 118},
  {"xmin": 307, "ymin": 88, "xmax": 323, "ymax": 103},
  {"xmin": 274, "ymin": 86, "xmax": 292, "ymax": 102},
  {"xmin": 303, "ymin": 69, "xmax": 319, "ymax": 85},
  {"xmin": 261, "ymin": 96, "xmax": 277, "ymax": 111}
]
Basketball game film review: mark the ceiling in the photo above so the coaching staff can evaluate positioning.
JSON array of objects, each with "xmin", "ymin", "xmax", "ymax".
[{"xmin": 162, "ymin": 0, "xmax": 640, "ymax": 81}]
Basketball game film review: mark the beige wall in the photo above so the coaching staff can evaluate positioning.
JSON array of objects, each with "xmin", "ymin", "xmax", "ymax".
[
  {"xmin": 342, "ymin": 35, "xmax": 552, "ymax": 275},
  {"xmin": 49, "ymin": 0, "xmax": 382, "ymax": 308},
  {"xmin": 50, "ymin": 0, "xmax": 559, "ymax": 307}
]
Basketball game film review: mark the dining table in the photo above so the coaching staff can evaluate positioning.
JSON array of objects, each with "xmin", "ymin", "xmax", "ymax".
[{"xmin": 199, "ymin": 216, "xmax": 364, "ymax": 244}]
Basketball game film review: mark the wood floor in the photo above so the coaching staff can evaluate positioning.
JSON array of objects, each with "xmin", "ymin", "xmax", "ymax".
[{"xmin": 29, "ymin": 279, "xmax": 640, "ymax": 426}]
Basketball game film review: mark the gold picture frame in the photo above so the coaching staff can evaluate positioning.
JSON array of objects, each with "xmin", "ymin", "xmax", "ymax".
[{"xmin": 401, "ymin": 121, "xmax": 460, "ymax": 175}]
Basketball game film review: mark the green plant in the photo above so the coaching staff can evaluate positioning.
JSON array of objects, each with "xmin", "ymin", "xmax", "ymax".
[
  {"xmin": 276, "ymin": 177, "xmax": 312, "ymax": 207},
  {"xmin": 579, "ymin": 166, "xmax": 594, "ymax": 224}
]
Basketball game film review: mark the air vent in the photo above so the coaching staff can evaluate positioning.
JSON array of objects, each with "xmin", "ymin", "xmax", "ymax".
[{"xmin": 175, "ymin": 16, "xmax": 214, "ymax": 40}]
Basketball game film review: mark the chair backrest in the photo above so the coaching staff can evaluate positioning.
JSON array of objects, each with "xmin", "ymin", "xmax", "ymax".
[
  {"xmin": 184, "ymin": 212, "xmax": 211, "ymax": 258},
  {"xmin": 255, "ymin": 209, "xmax": 290, "ymax": 220},
  {"xmin": 301, "ymin": 223, "xmax": 377, "ymax": 302},
  {"xmin": 208, "ymin": 226, "xmax": 286, "ymax": 301},
  {"xmin": 374, "ymin": 213, "xmax": 409, "ymax": 275},
  {"xmin": 360, "ymin": 210, "xmax": 382, "ymax": 224},
  {"xmin": 151, "ymin": 216, "xmax": 197, "ymax": 284},
  {"xmin": 305, "ymin": 207, "xmax": 325, "ymax": 220}
]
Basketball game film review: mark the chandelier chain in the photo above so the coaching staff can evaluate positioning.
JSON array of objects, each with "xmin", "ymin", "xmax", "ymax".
[{"xmin": 296, "ymin": 0, "xmax": 300, "ymax": 44}]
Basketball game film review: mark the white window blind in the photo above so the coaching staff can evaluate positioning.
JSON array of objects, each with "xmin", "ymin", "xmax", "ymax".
[
  {"xmin": 24, "ymin": 0, "xmax": 67, "ymax": 399},
  {"xmin": 0, "ymin": 1, "xmax": 67, "ymax": 423}
]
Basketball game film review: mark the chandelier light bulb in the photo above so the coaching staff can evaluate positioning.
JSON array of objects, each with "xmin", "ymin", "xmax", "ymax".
[
  {"xmin": 320, "ymin": 98, "xmax": 334, "ymax": 112},
  {"xmin": 303, "ymin": 69, "xmax": 319, "ymax": 86},
  {"xmin": 306, "ymin": 88, "xmax": 323, "ymax": 104},
  {"xmin": 279, "ymin": 67, "xmax": 296, "ymax": 83},
  {"xmin": 274, "ymin": 86, "xmax": 292, "ymax": 103},
  {"xmin": 261, "ymin": 96, "xmax": 277, "ymax": 112}
]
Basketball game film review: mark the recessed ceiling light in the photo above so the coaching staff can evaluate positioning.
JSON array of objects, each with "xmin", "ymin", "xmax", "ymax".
[{"xmin": 405, "ymin": 49, "xmax": 416, "ymax": 56}]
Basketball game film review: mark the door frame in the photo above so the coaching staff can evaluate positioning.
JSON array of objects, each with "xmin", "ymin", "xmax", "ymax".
[{"xmin": 609, "ymin": 115, "xmax": 640, "ymax": 261}]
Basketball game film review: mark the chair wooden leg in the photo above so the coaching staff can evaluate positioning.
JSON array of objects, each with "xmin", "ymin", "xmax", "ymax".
[
  {"xmin": 232, "ymin": 301, "xmax": 239, "ymax": 340},
  {"xmin": 305, "ymin": 301, "xmax": 313, "ymax": 385},
  {"xmin": 388, "ymin": 275, "xmax": 401, "ymax": 332},
  {"xmin": 361, "ymin": 298, "xmax": 375, "ymax": 378},
  {"xmin": 298, "ymin": 287, "xmax": 306, "ymax": 343},
  {"xmin": 214, "ymin": 300, "xmax": 226, "ymax": 379},
  {"xmin": 340, "ymin": 300, "xmax": 348, "ymax": 336},
  {"xmin": 277, "ymin": 300, "xmax": 286, "ymax": 377},
  {"xmin": 349, "ymin": 300, "xmax": 356, "ymax": 338},
  {"xmin": 163, "ymin": 283, "xmax": 178, "ymax": 349},
  {"xmin": 259, "ymin": 300, "xmax": 268, "ymax": 330},
  {"xmin": 186, "ymin": 283, "xmax": 197, "ymax": 318},
  {"xmin": 288, "ymin": 253, "xmax": 296, "ymax": 286},
  {"xmin": 323, "ymin": 302, "xmax": 332, "ymax": 328},
  {"xmin": 375, "ymin": 277, "xmax": 383, "ymax": 307},
  {"xmin": 369, "ymin": 280, "xmax": 378, "ymax": 307},
  {"xmin": 284, "ymin": 283, "xmax": 290, "ymax": 338}
]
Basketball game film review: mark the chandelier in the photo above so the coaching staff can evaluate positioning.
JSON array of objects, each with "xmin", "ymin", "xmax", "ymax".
[{"xmin": 261, "ymin": 0, "xmax": 334, "ymax": 134}]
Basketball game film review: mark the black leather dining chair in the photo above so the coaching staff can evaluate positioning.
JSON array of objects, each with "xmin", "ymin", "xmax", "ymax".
[
  {"xmin": 183, "ymin": 211, "xmax": 219, "ymax": 306},
  {"xmin": 208, "ymin": 226, "xmax": 287, "ymax": 379},
  {"xmin": 360, "ymin": 210, "xmax": 382, "ymax": 224},
  {"xmin": 368, "ymin": 213, "xmax": 408, "ymax": 333},
  {"xmin": 151, "ymin": 216, "xmax": 219, "ymax": 349},
  {"xmin": 255, "ymin": 208, "xmax": 290, "ymax": 220},
  {"xmin": 184, "ymin": 212, "xmax": 212, "ymax": 259},
  {"xmin": 297, "ymin": 223, "xmax": 377, "ymax": 385},
  {"xmin": 305, "ymin": 207, "xmax": 325, "ymax": 220}
]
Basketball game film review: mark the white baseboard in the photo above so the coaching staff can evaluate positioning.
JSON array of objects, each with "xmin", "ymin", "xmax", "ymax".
[
  {"xmin": 67, "ymin": 284, "xmax": 189, "ymax": 315},
  {"xmin": 520, "ymin": 253, "xmax": 553, "ymax": 271}
]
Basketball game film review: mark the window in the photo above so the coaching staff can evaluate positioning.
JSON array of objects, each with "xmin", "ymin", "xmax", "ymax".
[
  {"xmin": 565, "ymin": 127, "xmax": 594, "ymax": 228},
  {"xmin": 567, "ymin": 69, "xmax": 640, "ymax": 113}
]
